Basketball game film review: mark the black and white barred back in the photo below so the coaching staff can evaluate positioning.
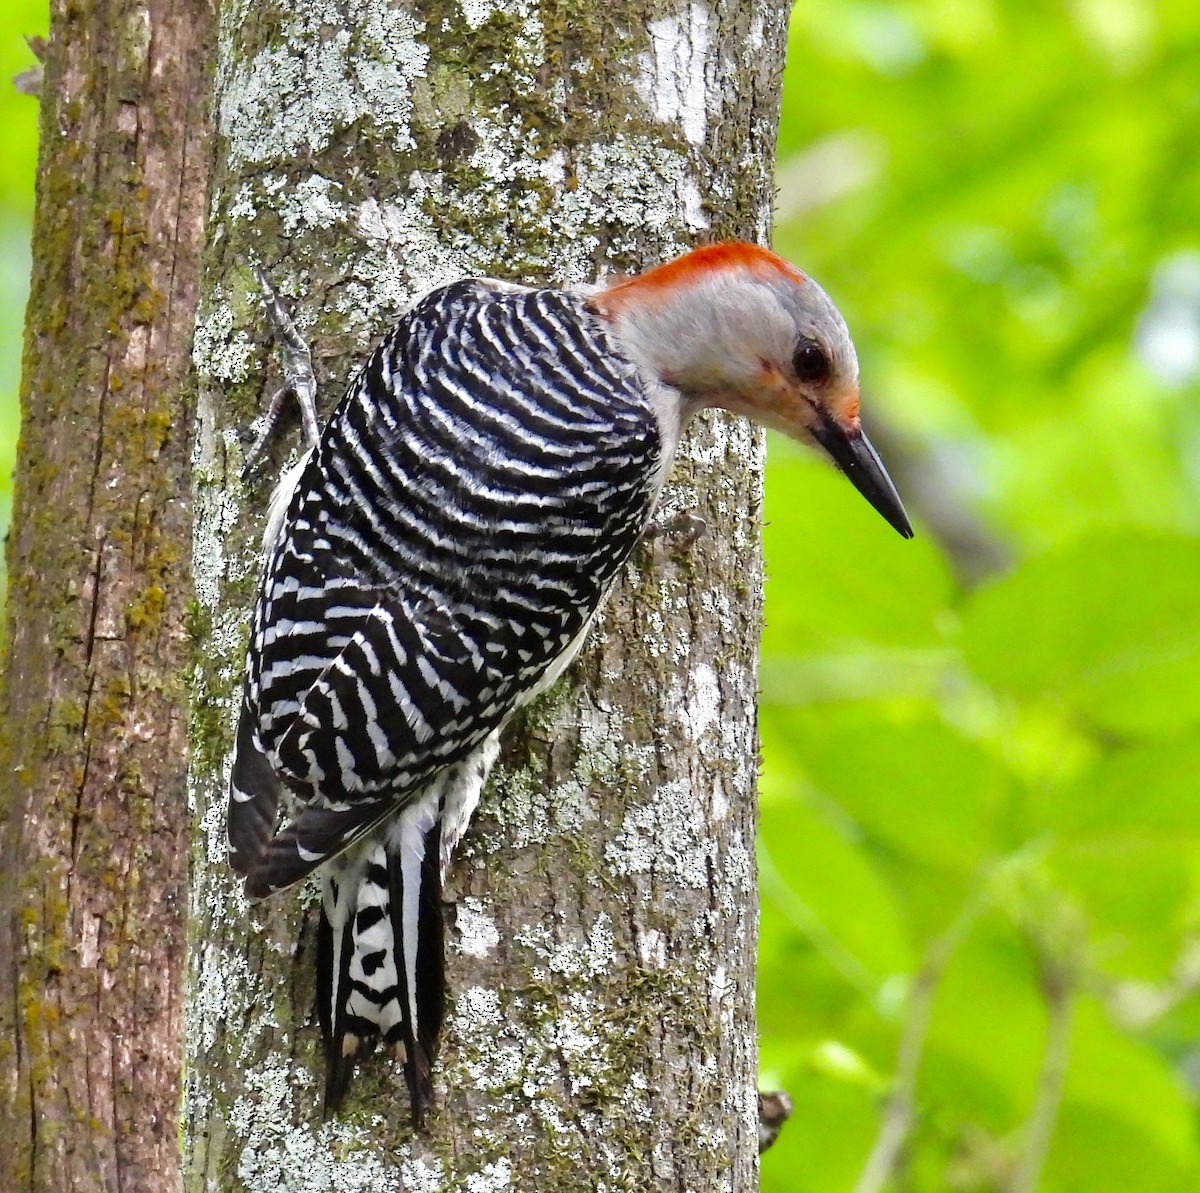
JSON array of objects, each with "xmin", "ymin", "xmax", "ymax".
[{"xmin": 228, "ymin": 280, "xmax": 663, "ymax": 1119}]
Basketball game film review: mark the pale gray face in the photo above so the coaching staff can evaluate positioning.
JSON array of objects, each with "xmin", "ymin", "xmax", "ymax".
[{"xmin": 765, "ymin": 271, "xmax": 860, "ymax": 398}]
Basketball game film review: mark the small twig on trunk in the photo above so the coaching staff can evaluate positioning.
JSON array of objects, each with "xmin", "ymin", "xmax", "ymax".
[{"xmin": 758, "ymin": 1089, "xmax": 794, "ymax": 1154}]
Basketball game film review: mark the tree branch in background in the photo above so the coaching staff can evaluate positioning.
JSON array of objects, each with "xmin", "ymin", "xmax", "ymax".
[
  {"xmin": 866, "ymin": 415, "xmax": 1011, "ymax": 587},
  {"xmin": 1007, "ymin": 950, "xmax": 1077, "ymax": 1193},
  {"xmin": 854, "ymin": 893, "xmax": 986, "ymax": 1193}
]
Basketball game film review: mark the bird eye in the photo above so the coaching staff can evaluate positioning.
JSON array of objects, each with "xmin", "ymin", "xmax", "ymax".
[{"xmin": 793, "ymin": 340, "xmax": 830, "ymax": 384}]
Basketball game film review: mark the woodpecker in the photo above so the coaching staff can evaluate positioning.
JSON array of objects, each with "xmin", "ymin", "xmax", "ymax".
[{"xmin": 228, "ymin": 241, "xmax": 912, "ymax": 1125}]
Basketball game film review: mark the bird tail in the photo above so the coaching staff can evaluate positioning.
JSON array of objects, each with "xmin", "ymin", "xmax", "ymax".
[{"xmin": 318, "ymin": 787, "xmax": 446, "ymax": 1125}]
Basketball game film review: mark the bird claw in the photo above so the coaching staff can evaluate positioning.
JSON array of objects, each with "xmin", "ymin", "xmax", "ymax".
[
  {"xmin": 242, "ymin": 265, "xmax": 322, "ymax": 479},
  {"xmin": 646, "ymin": 510, "xmax": 708, "ymax": 550}
]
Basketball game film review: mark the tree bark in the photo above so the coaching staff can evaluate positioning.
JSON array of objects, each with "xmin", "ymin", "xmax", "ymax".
[
  {"xmin": 0, "ymin": 1, "xmax": 215, "ymax": 1191},
  {"xmin": 186, "ymin": 0, "xmax": 788, "ymax": 1188}
]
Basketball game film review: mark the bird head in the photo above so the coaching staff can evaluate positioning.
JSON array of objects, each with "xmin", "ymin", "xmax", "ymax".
[{"xmin": 590, "ymin": 242, "xmax": 913, "ymax": 539}]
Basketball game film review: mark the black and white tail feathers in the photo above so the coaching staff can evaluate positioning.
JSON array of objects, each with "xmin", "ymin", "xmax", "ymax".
[
  {"xmin": 229, "ymin": 721, "xmax": 503, "ymax": 1125},
  {"xmin": 319, "ymin": 796, "xmax": 447, "ymax": 1122},
  {"xmin": 229, "ymin": 742, "xmax": 450, "ymax": 1124}
]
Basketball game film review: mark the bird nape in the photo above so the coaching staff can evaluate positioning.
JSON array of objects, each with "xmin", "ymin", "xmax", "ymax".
[{"xmin": 227, "ymin": 241, "xmax": 912, "ymax": 1126}]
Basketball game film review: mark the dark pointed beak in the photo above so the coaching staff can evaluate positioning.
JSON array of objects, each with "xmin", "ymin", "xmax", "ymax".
[{"xmin": 812, "ymin": 413, "xmax": 914, "ymax": 539}]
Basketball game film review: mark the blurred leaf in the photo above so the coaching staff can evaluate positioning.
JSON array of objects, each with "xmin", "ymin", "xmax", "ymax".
[
  {"xmin": 959, "ymin": 531, "xmax": 1200, "ymax": 736},
  {"xmin": 1044, "ymin": 1103, "xmax": 1200, "ymax": 1193},
  {"xmin": 1049, "ymin": 839, "xmax": 1195, "ymax": 980},
  {"xmin": 760, "ymin": 786, "xmax": 917, "ymax": 982},
  {"xmin": 922, "ymin": 915, "xmax": 1045, "ymax": 1122},
  {"xmin": 763, "ymin": 437, "xmax": 955, "ymax": 655},
  {"xmin": 1057, "ymin": 996, "xmax": 1200, "ymax": 1173},
  {"xmin": 1037, "ymin": 733, "xmax": 1200, "ymax": 839},
  {"xmin": 770, "ymin": 703, "xmax": 1012, "ymax": 875}
]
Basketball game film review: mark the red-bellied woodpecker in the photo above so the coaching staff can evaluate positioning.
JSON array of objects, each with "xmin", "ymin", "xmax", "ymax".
[{"xmin": 228, "ymin": 242, "xmax": 912, "ymax": 1125}]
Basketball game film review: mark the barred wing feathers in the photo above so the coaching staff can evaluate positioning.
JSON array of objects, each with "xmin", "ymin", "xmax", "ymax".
[{"xmin": 237, "ymin": 280, "xmax": 662, "ymax": 894}]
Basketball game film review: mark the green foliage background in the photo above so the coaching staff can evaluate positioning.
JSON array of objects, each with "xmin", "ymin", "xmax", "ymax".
[
  {"xmin": 0, "ymin": 0, "xmax": 39, "ymax": 577},
  {"xmin": 3, "ymin": 3, "xmax": 1200, "ymax": 1190},
  {"xmin": 763, "ymin": 4, "xmax": 1200, "ymax": 1190}
]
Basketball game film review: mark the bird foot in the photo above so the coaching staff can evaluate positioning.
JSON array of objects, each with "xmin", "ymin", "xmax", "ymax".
[
  {"xmin": 243, "ymin": 266, "xmax": 322, "ymax": 479},
  {"xmin": 645, "ymin": 510, "xmax": 708, "ymax": 550}
]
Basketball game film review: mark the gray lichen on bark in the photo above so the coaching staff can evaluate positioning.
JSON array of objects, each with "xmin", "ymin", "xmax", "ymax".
[{"xmin": 186, "ymin": 0, "xmax": 788, "ymax": 1188}]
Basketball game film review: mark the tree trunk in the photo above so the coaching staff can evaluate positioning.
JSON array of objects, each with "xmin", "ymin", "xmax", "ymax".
[
  {"xmin": 186, "ymin": 0, "xmax": 788, "ymax": 1188},
  {"xmin": 0, "ymin": 0, "xmax": 215, "ymax": 1191}
]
